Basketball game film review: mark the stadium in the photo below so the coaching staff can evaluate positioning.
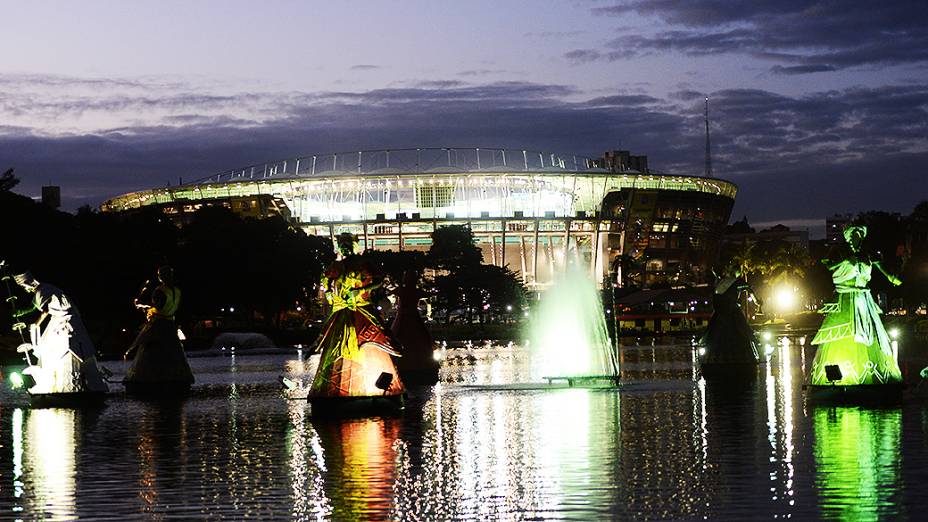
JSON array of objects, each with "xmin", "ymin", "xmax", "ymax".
[{"xmin": 101, "ymin": 147, "xmax": 738, "ymax": 289}]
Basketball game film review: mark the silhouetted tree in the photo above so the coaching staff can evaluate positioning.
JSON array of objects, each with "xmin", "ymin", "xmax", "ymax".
[{"xmin": 428, "ymin": 225, "xmax": 482, "ymax": 272}]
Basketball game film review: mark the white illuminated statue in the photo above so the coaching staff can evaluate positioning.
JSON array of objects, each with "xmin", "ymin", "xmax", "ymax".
[{"xmin": 13, "ymin": 272, "xmax": 108, "ymax": 395}]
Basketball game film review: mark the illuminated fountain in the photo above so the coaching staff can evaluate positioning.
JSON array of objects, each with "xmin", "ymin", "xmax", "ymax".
[{"xmin": 527, "ymin": 262, "xmax": 619, "ymax": 386}]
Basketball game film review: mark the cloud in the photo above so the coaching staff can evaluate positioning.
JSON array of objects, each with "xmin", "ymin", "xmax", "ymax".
[
  {"xmin": 457, "ymin": 69, "xmax": 508, "ymax": 77},
  {"xmin": 770, "ymin": 64, "xmax": 838, "ymax": 75},
  {"xmin": 572, "ymin": 1, "xmax": 928, "ymax": 73},
  {"xmin": 564, "ymin": 49, "xmax": 603, "ymax": 63},
  {"xmin": 523, "ymin": 30, "xmax": 586, "ymax": 39},
  {"xmin": 1, "ymin": 75, "xmax": 925, "ymax": 225},
  {"xmin": 350, "ymin": 64, "xmax": 381, "ymax": 71}
]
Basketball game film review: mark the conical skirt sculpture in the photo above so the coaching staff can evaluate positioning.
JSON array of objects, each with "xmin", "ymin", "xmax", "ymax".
[
  {"xmin": 124, "ymin": 268, "xmax": 195, "ymax": 396},
  {"xmin": 699, "ymin": 271, "xmax": 759, "ymax": 380},
  {"xmin": 391, "ymin": 271, "xmax": 439, "ymax": 385},
  {"xmin": 308, "ymin": 240, "xmax": 405, "ymax": 414},
  {"xmin": 808, "ymin": 225, "xmax": 903, "ymax": 401}
]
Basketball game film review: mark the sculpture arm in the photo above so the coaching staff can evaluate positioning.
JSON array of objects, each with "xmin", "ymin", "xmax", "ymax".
[
  {"xmin": 874, "ymin": 261, "xmax": 902, "ymax": 286},
  {"xmin": 12, "ymin": 302, "xmax": 37, "ymax": 318},
  {"xmin": 349, "ymin": 279, "xmax": 382, "ymax": 296}
]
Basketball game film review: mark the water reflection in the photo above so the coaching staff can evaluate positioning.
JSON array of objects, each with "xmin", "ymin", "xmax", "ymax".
[
  {"xmin": 7, "ymin": 408, "xmax": 79, "ymax": 521},
  {"xmin": 0, "ymin": 343, "xmax": 924, "ymax": 519},
  {"xmin": 287, "ymin": 398, "xmax": 330, "ymax": 520},
  {"xmin": 814, "ymin": 406, "xmax": 903, "ymax": 520},
  {"xmin": 312, "ymin": 414, "xmax": 401, "ymax": 521}
]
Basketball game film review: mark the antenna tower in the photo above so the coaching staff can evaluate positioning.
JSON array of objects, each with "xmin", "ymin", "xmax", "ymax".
[{"xmin": 704, "ymin": 97, "xmax": 713, "ymax": 178}]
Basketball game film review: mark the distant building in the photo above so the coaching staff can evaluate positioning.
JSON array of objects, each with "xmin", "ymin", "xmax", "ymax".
[
  {"xmin": 101, "ymin": 147, "xmax": 737, "ymax": 289},
  {"xmin": 130, "ymin": 193, "xmax": 292, "ymax": 226},
  {"xmin": 826, "ymin": 214, "xmax": 854, "ymax": 243},
  {"xmin": 41, "ymin": 186, "xmax": 61, "ymax": 209},
  {"xmin": 613, "ymin": 287, "xmax": 713, "ymax": 333},
  {"xmin": 724, "ymin": 223, "xmax": 809, "ymax": 252}
]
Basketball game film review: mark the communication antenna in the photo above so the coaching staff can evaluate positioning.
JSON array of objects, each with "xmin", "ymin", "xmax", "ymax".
[{"xmin": 704, "ymin": 96, "xmax": 713, "ymax": 178}]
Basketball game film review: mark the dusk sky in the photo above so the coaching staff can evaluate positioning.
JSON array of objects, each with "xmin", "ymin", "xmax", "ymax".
[{"xmin": 2, "ymin": 1, "xmax": 926, "ymax": 234}]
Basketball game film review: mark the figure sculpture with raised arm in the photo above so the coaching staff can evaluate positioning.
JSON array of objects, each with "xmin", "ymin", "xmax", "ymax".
[
  {"xmin": 391, "ymin": 270, "xmax": 439, "ymax": 384},
  {"xmin": 12, "ymin": 272, "xmax": 108, "ymax": 396},
  {"xmin": 308, "ymin": 233, "xmax": 405, "ymax": 411},
  {"xmin": 809, "ymin": 225, "xmax": 902, "ymax": 389},
  {"xmin": 698, "ymin": 264, "xmax": 760, "ymax": 377},
  {"xmin": 124, "ymin": 266, "xmax": 195, "ymax": 395}
]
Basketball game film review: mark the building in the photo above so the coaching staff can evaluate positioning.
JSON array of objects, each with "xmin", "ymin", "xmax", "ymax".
[
  {"xmin": 724, "ymin": 223, "xmax": 810, "ymax": 253},
  {"xmin": 101, "ymin": 147, "xmax": 737, "ymax": 289}
]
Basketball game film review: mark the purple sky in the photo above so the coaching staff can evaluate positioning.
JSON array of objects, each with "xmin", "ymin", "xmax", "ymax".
[{"xmin": 2, "ymin": 1, "xmax": 927, "ymax": 234}]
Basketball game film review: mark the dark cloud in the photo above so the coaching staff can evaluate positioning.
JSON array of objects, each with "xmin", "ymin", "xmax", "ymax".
[
  {"xmin": 350, "ymin": 65, "xmax": 381, "ymax": 71},
  {"xmin": 572, "ymin": 1, "xmax": 928, "ymax": 73},
  {"xmin": 457, "ymin": 69, "xmax": 508, "ymax": 77},
  {"xmin": 770, "ymin": 64, "xmax": 838, "ymax": 75},
  {"xmin": 2, "ymin": 81, "xmax": 925, "ymax": 226},
  {"xmin": 564, "ymin": 49, "xmax": 603, "ymax": 63}
]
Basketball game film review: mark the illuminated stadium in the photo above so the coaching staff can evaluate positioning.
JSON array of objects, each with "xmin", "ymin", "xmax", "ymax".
[{"xmin": 101, "ymin": 147, "xmax": 738, "ymax": 288}]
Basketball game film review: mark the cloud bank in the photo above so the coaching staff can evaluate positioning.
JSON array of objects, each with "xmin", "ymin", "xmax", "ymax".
[
  {"xmin": 569, "ymin": 1, "xmax": 928, "ymax": 74},
  {"xmin": 1, "ymin": 73, "xmax": 925, "ymax": 226}
]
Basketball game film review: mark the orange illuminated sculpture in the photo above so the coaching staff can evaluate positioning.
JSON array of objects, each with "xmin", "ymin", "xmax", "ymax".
[{"xmin": 308, "ymin": 233, "xmax": 405, "ymax": 412}]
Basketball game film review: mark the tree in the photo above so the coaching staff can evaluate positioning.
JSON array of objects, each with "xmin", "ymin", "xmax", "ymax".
[
  {"xmin": 176, "ymin": 207, "xmax": 333, "ymax": 327},
  {"xmin": 428, "ymin": 225, "xmax": 482, "ymax": 271},
  {"xmin": 0, "ymin": 168, "xmax": 19, "ymax": 191}
]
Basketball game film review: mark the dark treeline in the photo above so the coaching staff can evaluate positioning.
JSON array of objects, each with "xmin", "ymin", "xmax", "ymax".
[
  {"xmin": 720, "ymin": 202, "xmax": 928, "ymax": 310},
  {"xmin": 1, "ymin": 189, "xmax": 528, "ymax": 360},
  {"xmin": 0, "ymin": 191, "xmax": 334, "ymax": 358}
]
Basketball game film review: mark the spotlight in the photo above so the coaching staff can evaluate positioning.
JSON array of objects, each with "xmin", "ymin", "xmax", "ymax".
[{"xmin": 9, "ymin": 371, "xmax": 24, "ymax": 389}]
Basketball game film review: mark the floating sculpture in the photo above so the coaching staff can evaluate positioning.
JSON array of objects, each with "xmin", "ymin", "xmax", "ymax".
[
  {"xmin": 391, "ymin": 270, "xmax": 439, "ymax": 385},
  {"xmin": 699, "ymin": 265, "xmax": 760, "ymax": 376},
  {"xmin": 124, "ymin": 266, "xmax": 195, "ymax": 395},
  {"xmin": 809, "ymin": 225, "xmax": 902, "ymax": 392},
  {"xmin": 308, "ymin": 233, "xmax": 405, "ymax": 411},
  {"xmin": 11, "ymin": 271, "xmax": 108, "ymax": 398}
]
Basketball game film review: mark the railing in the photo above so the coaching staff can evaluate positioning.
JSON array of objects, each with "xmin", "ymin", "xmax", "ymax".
[{"xmin": 186, "ymin": 147, "xmax": 605, "ymax": 186}]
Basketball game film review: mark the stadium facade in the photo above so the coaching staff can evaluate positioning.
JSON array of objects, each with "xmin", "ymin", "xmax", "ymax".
[{"xmin": 101, "ymin": 148, "xmax": 737, "ymax": 289}]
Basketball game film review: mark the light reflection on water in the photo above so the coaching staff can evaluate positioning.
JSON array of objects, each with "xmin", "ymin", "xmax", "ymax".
[{"xmin": 0, "ymin": 343, "xmax": 923, "ymax": 519}]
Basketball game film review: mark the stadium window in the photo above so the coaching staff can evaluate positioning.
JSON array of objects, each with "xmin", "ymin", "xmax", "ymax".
[{"xmin": 415, "ymin": 185, "xmax": 454, "ymax": 208}]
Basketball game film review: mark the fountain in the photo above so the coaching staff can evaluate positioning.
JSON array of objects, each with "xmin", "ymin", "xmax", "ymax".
[{"xmin": 527, "ymin": 262, "xmax": 619, "ymax": 387}]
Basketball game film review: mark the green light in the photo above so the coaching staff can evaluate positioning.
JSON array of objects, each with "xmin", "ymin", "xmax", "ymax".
[
  {"xmin": 814, "ymin": 406, "xmax": 901, "ymax": 520},
  {"xmin": 9, "ymin": 371, "xmax": 24, "ymax": 389}
]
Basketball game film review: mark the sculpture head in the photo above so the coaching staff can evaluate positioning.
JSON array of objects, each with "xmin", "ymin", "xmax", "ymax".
[
  {"xmin": 12, "ymin": 272, "xmax": 38, "ymax": 293},
  {"xmin": 157, "ymin": 265, "xmax": 175, "ymax": 285},
  {"xmin": 336, "ymin": 232, "xmax": 358, "ymax": 258},
  {"xmin": 843, "ymin": 225, "xmax": 867, "ymax": 252}
]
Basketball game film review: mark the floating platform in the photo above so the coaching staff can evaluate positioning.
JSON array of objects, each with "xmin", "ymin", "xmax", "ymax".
[
  {"xmin": 699, "ymin": 362, "xmax": 760, "ymax": 382},
  {"xmin": 805, "ymin": 383, "xmax": 905, "ymax": 404},
  {"xmin": 542, "ymin": 374, "xmax": 621, "ymax": 388},
  {"xmin": 124, "ymin": 381, "xmax": 193, "ymax": 399},
  {"xmin": 308, "ymin": 394, "xmax": 405, "ymax": 417},
  {"xmin": 29, "ymin": 391, "xmax": 108, "ymax": 409}
]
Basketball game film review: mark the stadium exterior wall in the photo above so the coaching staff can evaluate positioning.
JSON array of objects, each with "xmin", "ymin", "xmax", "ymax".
[{"xmin": 101, "ymin": 148, "xmax": 737, "ymax": 289}]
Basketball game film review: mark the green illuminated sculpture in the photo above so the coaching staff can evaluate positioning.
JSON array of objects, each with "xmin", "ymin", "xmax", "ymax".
[{"xmin": 809, "ymin": 225, "xmax": 902, "ymax": 387}]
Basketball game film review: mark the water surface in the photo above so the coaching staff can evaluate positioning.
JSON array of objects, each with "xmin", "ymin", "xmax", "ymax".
[{"xmin": 0, "ymin": 341, "xmax": 925, "ymax": 520}]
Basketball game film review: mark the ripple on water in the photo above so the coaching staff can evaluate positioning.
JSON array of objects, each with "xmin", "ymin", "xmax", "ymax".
[{"xmin": 0, "ymin": 343, "xmax": 923, "ymax": 519}]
